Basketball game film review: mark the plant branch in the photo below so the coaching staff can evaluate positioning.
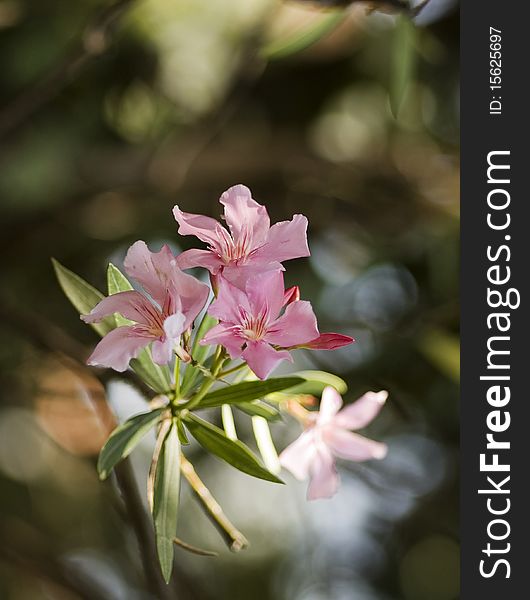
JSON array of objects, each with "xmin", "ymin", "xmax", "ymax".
[
  {"xmin": 180, "ymin": 454, "xmax": 248, "ymax": 552},
  {"xmin": 173, "ymin": 537, "xmax": 218, "ymax": 557},
  {"xmin": 0, "ymin": 0, "xmax": 135, "ymax": 139},
  {"xmin": 114, "ymin": 458, "xmax": 176, "ymax": 600}
]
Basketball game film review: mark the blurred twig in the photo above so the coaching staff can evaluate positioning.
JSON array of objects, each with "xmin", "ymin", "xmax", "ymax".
[
  {"xmin": 113, "ymin": 459, "xmax": 177, "ymax": 600},
  {"xmin": 180, "ymin": 455, "xmax": 249, "ymax": 552},
  {"xmin": 0, "ymin": 0, "xmax": 135, "ymax": 139}
]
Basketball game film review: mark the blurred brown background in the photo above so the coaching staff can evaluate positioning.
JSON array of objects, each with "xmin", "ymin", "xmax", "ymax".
[{"xmin": 0, "ymin": 1, "xmax": 459, "ymax": 599}]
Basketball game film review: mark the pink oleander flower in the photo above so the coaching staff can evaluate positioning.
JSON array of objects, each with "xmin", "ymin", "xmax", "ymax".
[
  {"xmin": 200, "ymin": 270, "xmax": 353, "ymax": 380},
  {"xmin": 279, "ymin": 386, "xmax": 388, "ymax": 500},
  {"xmin": 173, "ymin": 184, "xmax": 310, "ymax": 286},
  {"xmin": 81, "ymin": 241, "xmax": 209, "ymax": 372}
]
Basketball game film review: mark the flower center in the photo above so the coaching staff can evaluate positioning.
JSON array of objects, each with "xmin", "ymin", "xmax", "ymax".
[
  {"xmin": 213, "ymin": 227, "xmax": 253, "ymax": 264},
  {"xmin": 131, "ymin": 302, "xmax": 166, "ymax": 340},
  {"xmin": 239, "ymin": 310, "xmax": 268, "ymax": 342}
]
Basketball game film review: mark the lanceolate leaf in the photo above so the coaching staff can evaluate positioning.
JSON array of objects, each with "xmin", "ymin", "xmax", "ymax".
[
  {"xmin": 107, "ymin": 262, "xmax": 133, "ymax": 297},
  {"xmin": 153, "ymin": 423, "xmax": 181, "ymax": 583},
  {"xmin": 236, "ymin": 401, "xmax": 281, "ymax": 421},
  {"xmin": 107, "ymin": 263, "xmax": 171, "ymax": 394},
  {"xmin": 262, "ymin": 11, "xmax": 345, "ymax": 61},
  {"xmin": 199, "ymin": 377, "xmax": 303, "ymax": 409},
  {"xmin": 183, "ymin": 413, "xmax": 283, "ymax": 484},
  {"xmin": 390, "ymin": 15, "xmax": 416, "ymax": 118},
  {"xmin": 130, "ymin": 352, "xmax": 172, "ymax": 394},
  {"xmin": 252, "ymin": 416, "xmax": 281, "ymax": 475},
  {"xmin": 98, "ymin": 408, "xmax": 164, "ymax": 480},
  {"xmin": 52, "ymin": 258, "xmax": 114, "ymax": 336},
  {"xmin": 285, "ymin": 370, "xmax": 348, "ymax": 396}
]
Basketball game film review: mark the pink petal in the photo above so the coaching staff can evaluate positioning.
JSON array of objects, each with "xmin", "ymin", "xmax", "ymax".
[
  {"xmin": 124, "ymin": 242, "xmax": 208, "ymax": 327},
  {"xmin": 200, "ymin": 323, "xmax": 243, "ymax": 359},
  {"xmin": 208, "ymin": 275, "xmax": 251, "ymax": 324},
  {"xmin": 245, "ymin": 270, "xmax": 286, "ymax": 323},
  {"xmin": 255, "ymin": 214, "xmax": 310, "ymax": 264},
  {"xmin": 307, "ymin": 444, "xmax": 339, "ymax": 500},
  {"xmin": 163, "ymin": 313, "xmax": 186, "ymax": 340},
  {"xmin": 172, "ymin": 205, "xmax": 221, "ymax": 246},
  {"xmin": 219, "ymin": 185, "xmax": 270, "ymax": 247},
  {"xmin": 323, "ymin": 427, "xmax": 387, "ymax": 462},
  {"xmin": 264, "ymin": 300, "xmax": 319, "ymax": 348},
  {"xmin": 333, "ymin": 391, "xmax": 388, "ymax": 431},
  {"xmin": 86, "ymin": 326, "xmax": 151, "ymax": 372},
  {"xmin": 171, "ymin": 271, "xmax": 210, "ymax": 330},
  {"xmin": 81, "ymin": 290, "xmax": 158, "ymax": 326},
  {"xmin": 242, "ymin": 340, "xmax": 292, "ymax": 380},
  {"xmin": 316, "ymin": 386, "xmax": 343, "ymax": 425},
  {"xmin": 220, "ymin": 262, "xmax": 284, "ymax": 290},
  {"xmin": 176, "ymin": 248, "xmax": 223, "ymax": 273},
  {"xmin": 302, "ymin": 333, "xmax": 354, "ymax": 350},
  {"xmin": 124, "ymin": 241, "xmax": 174, "ymax": 307},
  {"xmin": 283, "ymin": 286, "xmax": 300, "ymax": 306},
  {"xmin": 279, "ymin": 431, "xmax": 317, "ymax": 481},
  {"xmin": 151, "ymin": 338, "xmax": 173, "ymax": 365}
]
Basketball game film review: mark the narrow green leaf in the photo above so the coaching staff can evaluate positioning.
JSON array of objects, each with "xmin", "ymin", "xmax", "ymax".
[
  {"xmin": 181, "ymin": 313, "xmax": 217, "ymax": 395},
  {"xmin": 97, "ymin": 408, "xmax": 164, "ymax": 479},
  {"xmin": 389, "ymin": 16, "xmax": 416, "ymax": 118},
  {"xmin": 221, "ymin": 404, "xmax": 238, "ymax": 440},
  {"xmin": 153, "ymin": 423, "xmax": 181, "ymax": 583},
  {"xmin": 52, "ymin": 258, "xmax": 114, "ymax": 336},
  {"xmin": 176, "ymin": 418, "xmax": 189, "ymax": 445},
  {"xmin": 284, "ymin": 370, "xmax": 348, "ymax": 396},
  {"xmin": 236, "ymin": 401, "xmax": 281, "ymax": 421},
  {"xmin": 129, "ymin": 352, "xmax": 172, "ymax": 394},
  {"xmin": 199, "ymin": 377, "xmax": 303, "ymax": 409},
  {"xmin": 252, "ymin": 416, "xmax": 281, "ymax": 475},
  {"xmin": 183, "ymin": 413, "xmax": 283, "ymax": 484},
  {"xmin": 107, "ymin": 262, "xmax": 133, "ymax": 296},
  {"xmin": 262, "ymin": 11, "xmax": 345, "ymax": 61},
  {"xmin": 106, "ymin": 263, "xmax": 171, "ymax": 394}
]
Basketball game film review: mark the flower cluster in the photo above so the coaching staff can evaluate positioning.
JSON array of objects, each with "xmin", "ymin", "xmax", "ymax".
[
  {"xmin": 84, "ymin": 184, "xmax": 353, "ymax": 378},
  {"xmin": 77, "ymin": 184, "xmax": 387, "ymax": 503}
]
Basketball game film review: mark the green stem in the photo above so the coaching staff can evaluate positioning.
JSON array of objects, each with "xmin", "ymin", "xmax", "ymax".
[
  {"xmin": 174, "ymin": 356, "xmax": 180, "ymax": 398},
  {"xmin": 183, "ymin": 346, "xmax": 226, "ymax": 410},
  {"xmin": 180, "ymin": 455, "xmax": 248, "ymax": 552},
  {"xmin": 217, "ymin": 362, "xmax": 247, "ymax": 378}
]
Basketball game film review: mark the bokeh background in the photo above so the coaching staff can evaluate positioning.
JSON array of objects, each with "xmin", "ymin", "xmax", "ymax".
[{"xmin": 0, "ymin": 1, "xmax": 459, "ymax": 599}]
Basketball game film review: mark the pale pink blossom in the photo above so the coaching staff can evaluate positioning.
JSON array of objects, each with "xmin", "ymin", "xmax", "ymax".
[
  {"xmin": 82, "ymin": 241, "xmax": 209, "ymax": 372},
  {"xmin": 200, "ymin": 270, "xmax": 353, "ymax": 379},
  {"xmin": 280, "ymin": 387, "xmax": 388, "ymax": 500},
  {"xmin": 173, "ymin": 185, "xmax": 309, "ymax": 285}
]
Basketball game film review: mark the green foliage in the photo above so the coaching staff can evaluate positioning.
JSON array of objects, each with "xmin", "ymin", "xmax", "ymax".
[
  {"xmin": 199, "ymin": 377, "xmax": 303, "ymax": 408},
  {"xmin": 52, "ymin": 258, "xmax": 114, "ymax": 336},
  {"xmin": 252, "ymin": 416, "xmax": 281, "ymax": 475},
  {"xmin": 236, "ymin": 401, "xmax": 281, "ymax": 421},
  {"xmin": 153, "ymin": 423, "xmax": 181, "ymax": 583},
  {"xmin": 283, "ymin": 370, "xmax": 348, "ymax": 396},
  {"xmin": 389, "ymin": 16, "xmax": 417, "ymax": 118},
  {"xmin": 98, "ymin": 409, "xmax": 165, "ymax": 480},
  {"xmin": 183, "ymin": 413, "xmax": 283, "ymax": 484},
  {"xmin": 180, "ymin": 312, "xmax": 217, "ymax": 395},
  {"xmin": 262, "ymin": 11, "xmax": 345, "ymax": 61}
]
